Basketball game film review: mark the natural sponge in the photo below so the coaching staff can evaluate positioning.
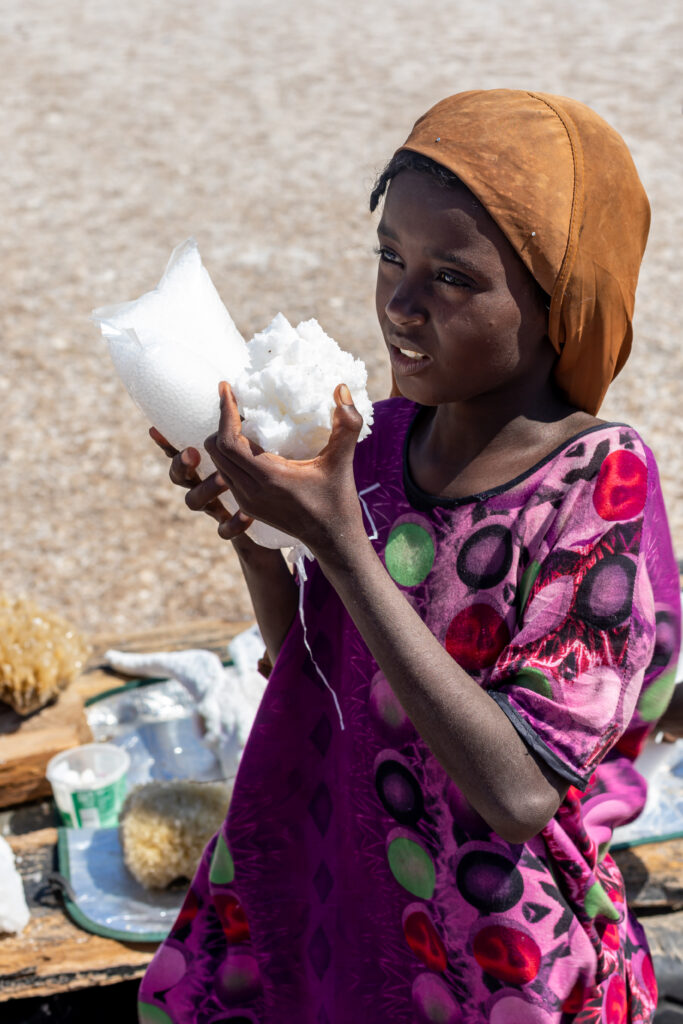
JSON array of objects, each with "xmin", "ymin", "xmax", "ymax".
[
  {"xmin": 119, "ymin": 779, "xmax": 232, "ymax": 889},
  {"xmin": 0, "ymin": 594, "xmax": 89, "ymax": 715}
]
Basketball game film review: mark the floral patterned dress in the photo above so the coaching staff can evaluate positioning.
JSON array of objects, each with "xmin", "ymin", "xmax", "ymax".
[{"xmin": 138, "ymin": 397, "xmax": 680, "ymax": 1024}]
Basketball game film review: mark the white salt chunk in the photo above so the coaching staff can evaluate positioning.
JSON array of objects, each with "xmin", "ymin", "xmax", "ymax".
[
  {"xmin": 0, "ymin": 836, "xmax": 30, "ymax": 935},
  {"xmin": 234, "ymin": 314, "xmax": 373, "ymax": 459},
  {"xmin": 49, "ymin": 762, "xmax": 99, "ymax": 787}
]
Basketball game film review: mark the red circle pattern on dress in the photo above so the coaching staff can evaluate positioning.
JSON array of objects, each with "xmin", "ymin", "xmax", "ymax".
[
  {"xmin": 214, "ymin": 892, "xmax": 251, "ymax": 944},
  {"xmin": 640, "ymin": 953, "xmax": 658, "ymax": 1002},
  {"xmin": 472, "ymin": 924, "xmax": 541, "ymax": 984},
  {"xmin": 604, "ymin": 973, "xmax": 628, "ymax": 1024},
  {"xmin": 170, "ymin": 885, "xmax": 200, "ymax": 937},
  {"xmin": 592, "ymin": 450, "xmax": 647, "ymax": 521},
  {"xmin": 403, "ymin": 910, "xmax": 448, "ymax": 972},
  {"xmin": 445, "ymin": 604, "xmax": 510, "ymax": 670}
]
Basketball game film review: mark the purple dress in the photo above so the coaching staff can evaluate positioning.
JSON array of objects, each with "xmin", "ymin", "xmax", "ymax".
[{"xmin": 138, "ymin": 398, "xmax": 680, "ymax": 1024}]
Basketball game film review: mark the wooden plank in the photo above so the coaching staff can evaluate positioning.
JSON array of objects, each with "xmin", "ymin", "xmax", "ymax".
[
  {"xmin": 613, "ymin": 838, "xmax": 683, "ymax": 911},
  {"xmin": 0, "ymin": 688, "xmax": 93, "ymax": 808},
  {"xmin": 0, "ymin": 618, "xmax": 252, "ymax": 809},
  {"xmin": 641, "ymin": 909, "xmax": 683, "ymax": 960},
  {"xmin": 0, "ymin": 911, "xmax": 154, "ymax": 1000},
  {"xmin": 84, "ymin": 618, "xmax": 252, "ymax": 671}
]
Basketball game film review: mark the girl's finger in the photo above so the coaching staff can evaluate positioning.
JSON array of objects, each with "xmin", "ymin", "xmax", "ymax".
[
  {"xmin": 169, "ymin": 448, "xmax": 201, "ymax": 487},
  {"xmin": 200, "ymin": 497, "xmax": 232, "ymax": 525},
  {"xmin": 217, "ymin": 508, "xmax": 254, "ymax": 541},
  {"xmin": 216, "ymin": 382, "xmax": 266, "ymax": 460},
  {"xmin": 217, "ymin": 381, "xmax": 243, "ymax": 444},
  {"xmin": 185, "ymin": 472, "xmax": 230, "ymax": 512},
  {"xmin": 149, "ymin": 426, "xmax": 178, "ymax": 458},
  {"xmin": 205, "ymin": 432, "xmax": 261, "ymax": 493}
]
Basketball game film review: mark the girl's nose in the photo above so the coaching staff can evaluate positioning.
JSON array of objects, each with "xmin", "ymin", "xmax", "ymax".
[{"xmin": 384, "ymin": 281, "xmax": 427, "ymax": 327}]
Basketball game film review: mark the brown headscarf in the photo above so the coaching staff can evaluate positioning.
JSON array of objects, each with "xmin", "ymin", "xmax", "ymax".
[{"xmin": 388, "ymin": 89, "xmax": 650, "ymax": 414}]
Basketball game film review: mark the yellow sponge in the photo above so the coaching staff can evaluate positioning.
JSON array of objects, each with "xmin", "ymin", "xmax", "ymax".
[
  {"xmin": 119, "ymin": 780, "xmax": 231, "ymax": 889},
  {"xmin": 0, "ymin": 593, "xmax": 88, "ymax": 715}
]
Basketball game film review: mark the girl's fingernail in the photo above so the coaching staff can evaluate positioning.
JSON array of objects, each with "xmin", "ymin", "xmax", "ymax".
[{"xmin": 339, "ymin": 383, "xmax": 353, "ymax": 405}]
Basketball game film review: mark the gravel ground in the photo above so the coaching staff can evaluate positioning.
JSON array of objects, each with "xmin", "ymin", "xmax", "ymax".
[{"xmin": 2, "ymin": 0, "xmax": 681, "ymax": 637}]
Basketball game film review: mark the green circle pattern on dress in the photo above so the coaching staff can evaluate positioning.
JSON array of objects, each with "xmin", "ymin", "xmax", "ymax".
[
  {"xmin": 138, "ymin": 1003, "xmax": 175, "ymax": 1024},
  {"xmin": 583, "ymin": 880, "xmax": 619, "ymax": 921},
  {"xmin": 387, "ymin": 836, "xmax": 436, "ymax": 899},
  {"xmin": 385, "ymin": 523, "xmax": 435, "ymax": 587},
  {"xmin": 515, "ymin": 667, "xmax": 554, "ymax": 699},
  {"xmin": 637, "ymin": 670, "xmax": 677, "ymax": 723},
  {"xmin": 517, "ymin": 559, "xmax": 541, "ymax": 618},
  {"xmin": 209, "ymin": 833, "xmax": 235, "ymax": 885}
]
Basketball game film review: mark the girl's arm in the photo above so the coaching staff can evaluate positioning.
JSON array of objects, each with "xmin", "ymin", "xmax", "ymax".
[
  {"xmin": 205, "ymin": 384, "xmax": 568, "ymax": 843},
  {"xmin": 229, "ymin": 535, "xmax": 298, "ymax": 666},
  {"xmin": 149, "ymin": 429, "xmax": 298, "ymax": 664},
  {"xmin": 314, "ymin": 535, "xmax": 568, "ymax": 843}
]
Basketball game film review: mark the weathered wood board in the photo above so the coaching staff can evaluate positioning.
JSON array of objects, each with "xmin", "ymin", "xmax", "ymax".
[
  {"xmin": 0, "ymin": 828, "xmax": 154, "ymax": 1001},
  {"xmin": 0, "ymin": 689, "xmax": 93, "ymax": 808},
  {"xmin": 613, "ymin": 840, "xmax": 683, "ymax": 912},
  {"xmin": 0, "ymin": 619, "xmax": 251, "ymax": 809}
]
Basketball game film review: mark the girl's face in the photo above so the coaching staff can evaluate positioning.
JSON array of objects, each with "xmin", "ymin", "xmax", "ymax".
[{"xmin": 375, "ymin": 170, "xmax": 553, "ymax": 411}]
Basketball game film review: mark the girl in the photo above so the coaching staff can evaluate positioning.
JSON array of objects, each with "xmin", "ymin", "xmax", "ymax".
[{"xmin": 138, "ymin": 90, "xmax": 680, "ymax": 1024}]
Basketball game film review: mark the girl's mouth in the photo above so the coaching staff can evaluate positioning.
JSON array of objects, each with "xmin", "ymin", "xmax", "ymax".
[{"xmin": 389, "ymin": 343, "xmax": 431, "ymax": 374}]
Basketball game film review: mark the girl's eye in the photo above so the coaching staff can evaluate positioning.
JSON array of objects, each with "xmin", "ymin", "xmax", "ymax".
[
  {"xmin": 374, "ymin": 245, "xmax": 402, "ymax": 266},
  {"xmin": 436, "ymin": 269, "xmax": 470, "ymax": 288}
]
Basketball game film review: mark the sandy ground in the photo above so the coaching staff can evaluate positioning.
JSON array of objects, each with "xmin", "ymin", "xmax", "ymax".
[{"xmin": 2, "ymin": 0, "xmax": 681, "ymax": 637}]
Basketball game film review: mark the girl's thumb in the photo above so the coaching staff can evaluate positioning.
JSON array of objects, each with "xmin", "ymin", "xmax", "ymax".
[
  {"xmin": 325, "ymin": 383, "xmax": 364, "ymax": 455},
  {"xmin": 338, "ymin": 383, "xmax": 353, "ymax": 406}
]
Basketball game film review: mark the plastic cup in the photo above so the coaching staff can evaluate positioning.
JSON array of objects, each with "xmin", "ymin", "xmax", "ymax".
[
  {"xmin": 634, "ymin": 732, "xmax": 673, "ymax": 783},
  {"xmin": 46, "ymin": 742, "xmax": 130, "ymax": 828}
]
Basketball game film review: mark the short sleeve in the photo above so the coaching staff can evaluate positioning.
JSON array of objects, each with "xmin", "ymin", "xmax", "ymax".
[{"xmin": 487, "ymin": 435, "xmax": 671, "ymax": 790}]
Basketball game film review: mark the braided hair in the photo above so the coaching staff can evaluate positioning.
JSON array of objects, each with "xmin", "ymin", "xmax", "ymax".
[{"xmin": 369, "ymin": 151, "xmax": 464, "ymax": 212}]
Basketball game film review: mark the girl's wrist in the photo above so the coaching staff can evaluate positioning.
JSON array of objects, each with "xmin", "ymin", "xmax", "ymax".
[
  {"xmin": 311, "ymin": 514, "xmax": 376, "ymax": 578},
  {"xmin": 231, "ymin": 532, "xmax": 287, "ymax": 570}
]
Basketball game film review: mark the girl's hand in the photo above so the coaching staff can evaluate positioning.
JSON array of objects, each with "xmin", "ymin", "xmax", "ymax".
[
  {"xmin": 203, "ymin": 382, "xmax": 367, "ymax": 559},
  {"xmin": 148, "ymin": 427, "xmax": 255, "ymax": 544},
  {"xmin": 148, "ymin": 425, "xmax": 299, "ymax": 664}
]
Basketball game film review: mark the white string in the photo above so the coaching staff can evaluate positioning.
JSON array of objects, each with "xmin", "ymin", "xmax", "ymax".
[
  {"xmin": 291, "ymin": 483, "xmax": 382, "ymax": 732},
  {"xmin": 295, "ymin": 554, "xmax": 345, "ymax": 731},
  {"xmin": 358, "ymin": 482, "xmax": 381, "ymax": 541}
]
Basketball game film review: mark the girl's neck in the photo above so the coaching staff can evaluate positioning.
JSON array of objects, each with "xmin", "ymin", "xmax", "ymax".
[{"xmin": 409, "ymin": 391, "xmax": 602, "ymax": 501}]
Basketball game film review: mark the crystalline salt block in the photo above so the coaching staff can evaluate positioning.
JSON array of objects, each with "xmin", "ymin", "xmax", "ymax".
[
  {"xmin": 0, "ymin": 836, "xmax": 30, "ymax": 935},
  {"xmin": 234, "ymin": 313, "xmax": 374, "ymax": 460}
]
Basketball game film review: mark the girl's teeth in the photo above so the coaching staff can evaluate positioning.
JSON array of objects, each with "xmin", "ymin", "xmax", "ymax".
[{"xmin": 399, "ymin": 347, "xmax": 426, "ymax": 359}]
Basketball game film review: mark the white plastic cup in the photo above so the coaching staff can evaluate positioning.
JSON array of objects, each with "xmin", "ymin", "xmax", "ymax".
[
  {"xmin": 46, "ymin": 743, "xmax": 130, "ymax": 828},
  {"xmin": 634, "ymin": 732, "xmax": 675, "ymax": 785}
]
